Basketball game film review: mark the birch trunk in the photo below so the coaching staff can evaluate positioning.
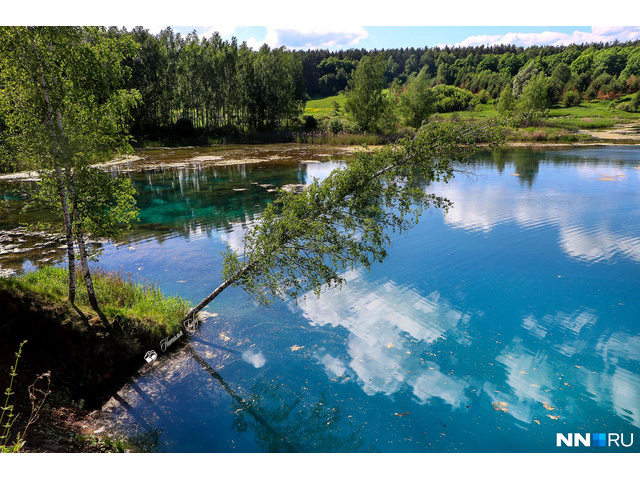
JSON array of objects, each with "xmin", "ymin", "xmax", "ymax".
[
  {"xmin": 181, "ymin": 262, "xmax": 255, "ymax": 324},
  {"xmin": 73, "ymin": 204, "xmax": 111, "ymax": 328},
  {"xmin": 31, "ymin": 34, "xmax": 77, "ymax": 303}
]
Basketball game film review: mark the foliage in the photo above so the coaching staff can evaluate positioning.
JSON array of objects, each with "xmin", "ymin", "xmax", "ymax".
[
  {"xmin": 345, "ymin": 53, "xmax": 393, "ymax": 132},
  {"xmin": 631, "ymin": 92, "xmax": 640, "ymax": 112},
  {"xmin": 323, "ymin": 116, "xmax": 353, "ymax": 135},
  {"xmin": 0, "ymin": 27, "xmax": 139, "ymax": 173},
  {"xmin": 430, "ymin": 85, "xmax": 476, "ymax": 113},
  {"xmin": 92, "ymin": 31, "xmax": 640, "ymax": 144},
  {"xmin": 496, "ymin": 85, "xmax": 516, "ymax": 112},
  {"xmin": 0, "ymin": 267, "xmax": 189, "ymax": 337},
  {"xmin": 181, "ymin": 120, "xmax": 505, "ymax": 320},
  {"xmin": 1, "ymin": 341, "xmax": 51, "ymax": 453},
  {"xmin": 562, "ymin": 89, "xmax": 582, "ymax": 107},
  {"xmin": 399, "ymin": 78, "xmax": 477, "ymax": 128},
  {"xmin": 33, "ymin": 166, "xmax": 139, "ymax": 241},
  {"xmin": 399, "ymin": 69, "xmax": 437, "ymax": 128},
  {"xmin": 124, "ymin": 28, "xmax": 306, "ymax": 136},
  {"xmin": 304, "ymin": 115, "xmax": 318, "ymax": 131},
  {"xmin": 517, "ymin": 73, "xmax": 549, "ymax": 111},
  {"xmin": 512, "ymin": 61, "xmax": 540, "ymax": 98},
  {"xmin": 0, "ymin": 27, "xmax": 141, "ymax": 311}
]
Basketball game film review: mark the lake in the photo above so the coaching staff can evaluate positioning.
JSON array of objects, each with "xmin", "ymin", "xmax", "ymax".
[{"xmin": 1, "ymin": 144, "xmax": 639, "ymax": 452}]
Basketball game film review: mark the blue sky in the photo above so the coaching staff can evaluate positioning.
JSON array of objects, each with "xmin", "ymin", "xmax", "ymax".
[
  {"xmin": 162, "ymin": 26, "xmax": 640, "ymax": 50},
  {"xmin": 136, "ymin": 25, "xmax": 640, "ymax": 51},
  {"xmin": 9, "ymin": 1, "xmax": 640, "ymax": 50}
]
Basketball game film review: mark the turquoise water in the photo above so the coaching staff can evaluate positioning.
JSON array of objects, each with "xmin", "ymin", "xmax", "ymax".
[{"xmin": 4, "ymin": 145, "xmax": 640, "ymax": 452}]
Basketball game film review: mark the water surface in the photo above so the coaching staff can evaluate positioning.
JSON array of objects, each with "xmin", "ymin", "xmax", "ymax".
[{"xmin": 2, "ymin": 145, "xmax": 639, "ymax": 452}]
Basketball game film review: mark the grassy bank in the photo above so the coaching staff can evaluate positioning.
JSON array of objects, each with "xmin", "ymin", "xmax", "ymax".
[
  {"xmin": 2, "ymin": 266, "xmax": 189, "ymax": 337},
  {"xmin": 0, "ymin": 267, "xmax": 192, "ymax": 452}
]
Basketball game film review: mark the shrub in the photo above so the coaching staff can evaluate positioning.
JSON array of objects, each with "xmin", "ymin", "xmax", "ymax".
[
  {"xmin": 562, "ymin": 89, "xmax": 582, "ymax": 107},
  {"xmin": 304, "ymin": 115, "xmax": 318, "ymax": 131},
  {"xmin": 631, "ymin": 92, "xmax": 640, "ymax": 112},
  {"xmin": 324, "ymin": 116, "xmax": 350, "ymax": 134},
  {"xmin": 476, "ymin": 89, "xmax": 490, "ymax": 104}
]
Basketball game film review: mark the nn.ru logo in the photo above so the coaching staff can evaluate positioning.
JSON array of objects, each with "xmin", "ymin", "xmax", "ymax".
[{"xmin": 556, "ymin": 433, "xmax": 634, "ymax": 448}]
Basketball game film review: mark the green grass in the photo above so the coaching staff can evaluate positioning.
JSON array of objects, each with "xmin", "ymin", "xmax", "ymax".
[
  {"xmin": 504, "ymin": 126, "xmax": 593, "ymax": 143},
  {"xmin": 304, "ymin": 93, "xmax": 348, "ymax": 118},
  {"xmin": 304, "ymin": 92, "xmax": 639, "ymax": 136},
  {"xmin": 0, "ymin": 266, "xmax": 189, "ymax": 338},
  {"xmin": 438, "ymin": 101, "xmax": 500, "ymax": 121},
  {"xmin": 545, "ymin": 97, "xmax": 640, "ymax": 129}
]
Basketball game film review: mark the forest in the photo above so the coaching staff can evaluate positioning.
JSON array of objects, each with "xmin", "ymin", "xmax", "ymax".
[
  {"xmin": 2, "ymin": 26, "xmax": 640, "ymax": 167},
  {"xmin": 112, "ymin": 26, "xmax": 640, "ymax": 143}
]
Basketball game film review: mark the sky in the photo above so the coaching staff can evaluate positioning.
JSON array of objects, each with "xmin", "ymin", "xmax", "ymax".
[
  {"xmin": 145, "ymin": 26, "xmax": 640, "ymax": 51},
  {"xmin": 8, "ymin": 1, "xmax": 640, "ymax": 51}
]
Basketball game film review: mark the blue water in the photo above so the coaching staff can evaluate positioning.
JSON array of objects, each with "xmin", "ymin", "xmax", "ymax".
[{"xmin": 6, "ymin": 145, "xmax": 640, "ymax": 452}]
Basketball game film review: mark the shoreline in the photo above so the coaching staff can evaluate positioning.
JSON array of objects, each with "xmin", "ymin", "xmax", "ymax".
[
  {"xmin": 2, "ymin": 137, "xmax": 640, "ymax": 182},
  {"xmin": 0, "ymin": 269, "xmax": 205, "ymax": 452}
]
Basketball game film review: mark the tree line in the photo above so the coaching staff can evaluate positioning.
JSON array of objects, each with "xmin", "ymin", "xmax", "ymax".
[
  {"xmin": 112, "ymin": 27, "xmax": 640, "ymax": 139},
  {"xmin": 297, "ymin": 40, "xmax": 640, "ymax": 100},
  {"xmin": 121, "ymin": 27, "xmax": 306, "ymax": 139}
]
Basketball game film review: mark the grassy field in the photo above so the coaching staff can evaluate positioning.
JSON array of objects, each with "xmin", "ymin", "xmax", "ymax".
[
  {"xmin": 304, "ymin": 93, "xmax": 348, "ymax": 118},
  {"xmin": 305, "ymin": 92, "xmax": 639, "ymax": 137},
  {"xmin": 420, "ymin": 95, "xmax": 640, "ymax": 130}
]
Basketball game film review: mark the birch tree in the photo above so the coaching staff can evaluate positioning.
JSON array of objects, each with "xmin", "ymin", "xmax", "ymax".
[
  {"xmin": 183, "ymin": 120, "xmax": 504, "ymax": 325},
  {"xmin": 0, "ymin": 27, "xmax": 139, "ymax": 314}
]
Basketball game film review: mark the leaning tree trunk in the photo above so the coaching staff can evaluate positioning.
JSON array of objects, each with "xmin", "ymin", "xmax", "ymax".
[
  {"xmin": 31, "ymin": 33, "xmax": 77, "ymax": 303},
  {"xmin": 181, "ymin": 262, "xmax": 255, "ymax": 324}
]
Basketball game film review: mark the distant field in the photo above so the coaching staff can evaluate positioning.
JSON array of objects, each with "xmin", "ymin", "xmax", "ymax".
[
  {"xmin": 436, "ymin": 96, "xmax": 640, "ymax": 130},
  {"xmin": 303, "ymin": 93, "xmax": 640, "ymax": 132},
  {"xmin": 304, "ymin": 93, "xmax": 347, "ymax": 118}
]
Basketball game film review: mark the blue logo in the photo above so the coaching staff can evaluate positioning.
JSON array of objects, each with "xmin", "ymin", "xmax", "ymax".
[
  {"xmin": 592, "ymin": 433, "xmax": 607, "ymax": 447},
  {"xmin": 557, "ymin": 432, "xmax": 634, "ymax": 448}
]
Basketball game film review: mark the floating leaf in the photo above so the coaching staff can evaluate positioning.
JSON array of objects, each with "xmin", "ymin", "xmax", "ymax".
[{"xmin": 492, "ymin": 402, "xmax": 508, "ymax": 412}]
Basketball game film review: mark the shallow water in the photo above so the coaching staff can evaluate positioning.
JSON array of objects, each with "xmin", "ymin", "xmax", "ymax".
[{"xmin": 2, "ymin": 145, "xmax": 640, "ymax": 452}]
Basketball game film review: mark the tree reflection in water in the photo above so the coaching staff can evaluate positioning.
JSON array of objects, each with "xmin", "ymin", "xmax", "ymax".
[{"xmin": 186, "ymin": 344, "xmax": 369, "ymax": 453}]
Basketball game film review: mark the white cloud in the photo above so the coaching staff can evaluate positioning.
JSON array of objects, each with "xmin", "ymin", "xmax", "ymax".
[
  {"xmin": 433, "ymin": 165, "xmax": 640, "ymax": 264},
  {"xmin": 450, "ymin": 26, "xmax": 640, "ymax": 48},
  {"xmin": 293, "ymin": 270, "xmax": 472, "ymax": 403},
  {"xmin": 199, "ymin": 25, "xmax": 237, "ymax": 38},
  {"xmin": 248, "ymin": 27, "xmax": 369, "ymax": 50},
  {"xmin": 241, "ymin": 349, "xmax": 267, "ymax": 368}
]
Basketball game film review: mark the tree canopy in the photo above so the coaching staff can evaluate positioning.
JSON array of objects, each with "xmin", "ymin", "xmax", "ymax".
[
  {"xmin": 0, "ymin": 26, "xmax": 140, "ymax": 313},
  {"xmin": 345, "ymin": 53, "xmax": 393, "ymax": 133}
]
